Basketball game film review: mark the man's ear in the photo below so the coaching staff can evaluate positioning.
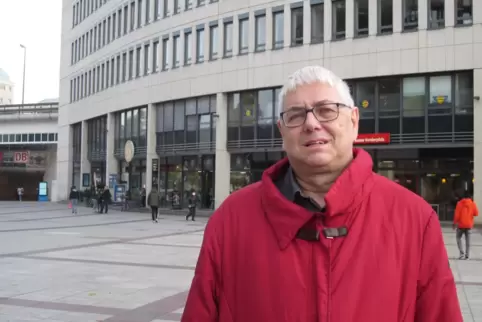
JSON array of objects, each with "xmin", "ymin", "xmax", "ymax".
[{"xmin": 351, "ymin": 107, "xmax": 359, "ymax": 141}]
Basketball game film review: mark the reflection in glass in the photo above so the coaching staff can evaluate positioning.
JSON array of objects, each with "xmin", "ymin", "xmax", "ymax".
[
  {"xmin": 273, "ymin": 12, "xmax": 284, "ymax": 48},
  {"xmin": 199, "ymin": 115, "xmax": 211, "ymax": 143}
]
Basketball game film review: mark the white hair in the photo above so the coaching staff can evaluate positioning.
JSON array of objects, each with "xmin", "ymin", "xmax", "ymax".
[{"xmin": 277, "ymin": 66, "xmax": 355, "ymax": 117}]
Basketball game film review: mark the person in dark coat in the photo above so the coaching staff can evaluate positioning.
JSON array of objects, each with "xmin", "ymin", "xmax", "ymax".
[
  {"xmin": 69, "ymin": 186, "xmax": 80, "ymax": 214},
  {"xmin": 147, "ymin": 187, "xmax": 161, "ymax": 223},
  {"xmin": 100, "ymin": 186, "xmax": 112, "ymax": 214}
]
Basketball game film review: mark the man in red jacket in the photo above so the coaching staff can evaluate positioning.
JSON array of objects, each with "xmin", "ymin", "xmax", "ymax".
[{"xmin": 182, "ymin": 66, "xmax": 462, "ymax": 321}]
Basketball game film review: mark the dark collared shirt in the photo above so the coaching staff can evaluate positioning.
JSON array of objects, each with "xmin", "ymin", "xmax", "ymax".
[{"xmin": 275, "ymin": 165, "xmax": 325, "ymax": 213}]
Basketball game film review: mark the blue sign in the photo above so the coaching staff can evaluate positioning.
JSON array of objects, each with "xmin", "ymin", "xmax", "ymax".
[{"xmin": 38, "ymin": 181, "xmax": 48, "ymax": 202}]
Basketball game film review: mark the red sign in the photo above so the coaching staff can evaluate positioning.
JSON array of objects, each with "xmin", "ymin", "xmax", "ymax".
[
  {"xmin": 14, "ymin": 151, "xmax": 30, "ymax": 163},
  {"xmin": 355, "ymin": 133, "xmax": 390, "ymax": 145}
]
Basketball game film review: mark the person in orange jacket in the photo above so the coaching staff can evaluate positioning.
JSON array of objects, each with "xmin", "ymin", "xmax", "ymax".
[{"xmin": 454, "ymin": 191, "xmax": 479, "ymax": 260}]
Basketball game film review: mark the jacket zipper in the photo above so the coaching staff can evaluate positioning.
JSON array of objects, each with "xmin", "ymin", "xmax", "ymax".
[{"xmin": 326, "ymin": 236, "xmax": 333, "ymax": 322}]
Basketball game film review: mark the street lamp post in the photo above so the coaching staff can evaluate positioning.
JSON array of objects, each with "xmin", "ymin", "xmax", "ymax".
[{"xmin": 20, "ymin": 44, "xmax": 26, "ymax": 105}]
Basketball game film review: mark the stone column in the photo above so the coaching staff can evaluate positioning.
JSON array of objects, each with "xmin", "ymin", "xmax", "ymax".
[
  {"xmin": 54, "ymin": 124, "xmax": 73, "ymax": 201},
  {"xmin": 80, "ymin": 120, "xmax": 91, "ymax": 189},
  {"xmin": 473, "ymin": 68, "xmax": 482, "ymax": 224},
  {"xmin": 214, "ymin": 92, "xmax": 230, "ymax": 209},
  {"xmin": 146, "ymin": 103, "xmax": 158, "ymax": 205},
  {"xmin": 105, "ymin": 113, "xmax": 119, "ymax": 191}
]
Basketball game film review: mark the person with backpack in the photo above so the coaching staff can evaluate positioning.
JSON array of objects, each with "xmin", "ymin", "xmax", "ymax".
[{"xmin": 453, "ymin": 191, "xmax": 479, "ymax": 260}]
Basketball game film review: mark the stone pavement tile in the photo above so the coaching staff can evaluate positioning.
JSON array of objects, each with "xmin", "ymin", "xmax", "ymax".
[
  {"xmin": 28, "ymin": 242, "xmax": 201, "ymax": 268},
  {"xmin": 134, "ymin": 233, "xmax": 204, "ymax": 247},
  {"xmin": 0, "ymin": 304, "xmax": 66, "ymax": 321},
  {"xmin": 42, "ymin": 311, "xmax": 111, "ymax": 322}
]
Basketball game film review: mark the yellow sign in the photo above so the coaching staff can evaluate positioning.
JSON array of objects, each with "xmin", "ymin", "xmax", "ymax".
[
  {"xmin": 245, "ymin": 109, "xmax": 251, "ymax": 117},
  {"xmin": 361, "ymin": 100, "xmax": 369, "ymax": 108},
  {"xmin": 436, "ymin": 96, "xmax": 445, "ymax": 104}
]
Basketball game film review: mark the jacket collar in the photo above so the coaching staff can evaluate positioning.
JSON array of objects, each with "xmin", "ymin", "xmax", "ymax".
[{"xmin": 260, "ymin": 148, "xmax": 374, "ymax": 250}]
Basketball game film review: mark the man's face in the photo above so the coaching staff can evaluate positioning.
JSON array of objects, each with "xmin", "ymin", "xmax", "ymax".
[{"xmin": 277, "ymin": 82, "xmax": 359, "ymax": 170}]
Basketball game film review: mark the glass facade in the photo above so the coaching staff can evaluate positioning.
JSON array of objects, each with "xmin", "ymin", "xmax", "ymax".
[
  {"xmin": 87, "ymin": 116, "xmax": 107, "ymax": 187},
  {"xmin": 114, "ymin": 106, "xmax": 148, "ymax": 156},
  {"xmin": 72, "ymin": 123, "xmax": 82, "ymax": 189},
  {"xmin": 114, "ymin": 106, "xmax": 148, "ymax": 199},
  {"xmin": 348, "ymin": 71, "xmax": 473, "ymax": 143},
  {"xmin": 155, "ymin": 95, "xmax": 217, "ymax": 154},
  {"xmin": 155, "ymin": 155, "xmax": 215, "ymax": 209},
  {"xmin": 227, "ymin": 87, "xmax": 281, "ymax": 149}
]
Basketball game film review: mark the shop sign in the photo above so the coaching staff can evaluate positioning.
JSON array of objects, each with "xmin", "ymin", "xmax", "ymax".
[
  {"xmin": 355, "ymin": 133, "xmax": 391, "ymax": 145},
  {"xmin": 361, "ymin": 100, "xmax": 369, "ymax": 108},
  {"xmin": 14, "ymin": 151, "xmax": 30, "ymax": 163}
]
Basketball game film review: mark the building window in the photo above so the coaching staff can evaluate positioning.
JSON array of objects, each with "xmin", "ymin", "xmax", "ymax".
[
  {"xmin": 136, "ymin": 47, "xmax": 141, "ymax": 77},
  {"xmin": 144, "ymin": 43, "xmax": 150, "ymax": 75},
  {"xmin": 116, "ymin": 56, "xmax": 121, "ymax": 84},
  {"xmin": 198, "ymin": 0, "xmax": 205, "ymax": 6},
  {"xmin": 402, "ymin": 77, "xmax": 425, "ymax": 133},
  {"xmin": 110, "ymin": 57, "xmax": 115, "ymax": 85},
  {"xmin": 428, "ymin": 75, "xmax": 452, "ymax": 134},
  {"xmin": 455, "ymin": 72, "xmax": 473, "ymax": 132},
  {"xmin": 356, "ymin": 81, "xmax": 376, "ymax": 134},
  {"xmin": 123, "ymin": 5, "xmax": 128, "ymax": 34},
  {"xmin": 184, "ymin": 31, "xmax": 192, "ymax": 64},
  {"xmin": 117, "ymin": 9, "xmax": 122, "ymax": 37},
  {"xmin": 311, "ymin": 3, "xmax": 324, "ymax": 43},
  {"xmin": 332, "ymin": 0, "xmax": 346, "ymax": 40},
  {"xmin": 130, "ymin": 2, "xmax": 136, "ymax": 31},
  {"xmin": 163, "ymin": 0, "xmax": 169, "ymax": 17},
  {"xmin": 128, "ymin": 50, "xmax": 134, "ymax": 79},
  {"xmin": 107, "ymin": 17, "xmax": 111, "ymax": 43},
  {"xmin": 186, "ymin": 0, "xmax": 192, "ymax": 10},
  {"xmin": 456, "ymin": 0, "xmax": 472, "ymax": 25},
  {"xmin": 162, "ymin": 38, "xmax": 169, "ymax": 70},
  {"xmin": 428, "ymin": 0, "xmax": 444, "ymax": 29},
  {"xmin": 96, "ymin": 66, "xmax": 100, "ymax": 92},
  {"xmin": 355, "ymin": 0, "xmax": 368, "ymax": 36},
  {"xmin": 153, "ymin": 40, "xmax": 159, "ymax": 72},
  {"xmin": 209, "ymin": 25, "xmax": 218, "ymax": 60},
  {"xmin": 154, "ymin": 0, "xmax": 160, "ymax": 20},
  {"xmin": 122, "ymin": 53, "xmax": 127, "ymax": 82},
  {"xmin": 112, "ymin": 13, "xmax": 117, "ymax": 39},
  {"xmin": 403, "ymin": 0, "xmax": 418, "ymax": 30},
  {"xmin": 378, "ymin": 78, "xmax": 400, "ymax": 134},
  {"xmin": 145, "ymin": 0, "xmax": 150, "ymax": 24},
  {"xmin": 239, "ymin": 18, "xmax": 249, "ymax": 54},
  {"xmin": 173, "ymin": 35, "xmax": 181, "ymax": 68},
  {"xmin": 106, "ymin": 61, "xmax": 110, "ymax": 88},
  {"xmin": 273, "ymin": 11, "xmax": 284, "ymax": 49},
  {"xmin": 223, "ymin": 21, "xmax": 233, "ymax": 57},
  {"xmin": 174, "ymin": 0, "xmax": 181, "ymax": 14},
  {"xmin": 379, "ymin": 0, "xmax": 393, "ymax": 34},
  {"xmin": 196, "ymin": 28, "xmax": 205, "ymax": 62},
  {"xmin": 291, "ymin": 6, "xmax": 303, "ymax": 46},
  {"xmin": 429, "ymin": 75, "xmax": 451, "ymax": 106},
  {"xmin": 255, "ymin": 14, "xmax": 266, "ymax": 51},
  {"xmin": 137, "ymin": 0, "xmax": 143, "ymax": 28}
]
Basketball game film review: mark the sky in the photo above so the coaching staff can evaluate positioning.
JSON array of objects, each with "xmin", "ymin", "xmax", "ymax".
[{"xmin": 0, "ymin": 0, "xmax": 62, "ymax": 104}]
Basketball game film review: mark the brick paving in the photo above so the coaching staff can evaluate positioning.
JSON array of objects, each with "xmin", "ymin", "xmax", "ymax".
[{"xmin": 0, "ymin": 202, "xmax": 480, "ymax": 321}]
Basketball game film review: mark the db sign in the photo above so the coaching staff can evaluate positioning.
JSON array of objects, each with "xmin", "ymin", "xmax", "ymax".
[{"xmin": 14, "ymin": 151, "xmax": 30, "ymax": 163}]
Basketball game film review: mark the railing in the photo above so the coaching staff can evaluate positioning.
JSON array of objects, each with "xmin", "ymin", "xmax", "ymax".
[
  {"xmin": 0, "ymin": 102, "xmax": 59, "ymax": 115},
  {"xmin": 87, "ymin": 150, "xmax": 107, "ymax": 161},
  {"xmin": 156, "ymin": 142, "xmax": 215, "ymax": 155},
  {"xmin": 226, "ymin": 132, "xmax": 473, "ymax": 150},
  {"xmin": 114, "ymin": 146, "xmax": 147, "ymax": 159}
]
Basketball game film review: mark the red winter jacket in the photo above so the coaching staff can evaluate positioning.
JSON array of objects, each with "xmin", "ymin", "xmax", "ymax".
[{"xmin": 182, "ymin": 149, "xmax": 462, "ymax": 322}]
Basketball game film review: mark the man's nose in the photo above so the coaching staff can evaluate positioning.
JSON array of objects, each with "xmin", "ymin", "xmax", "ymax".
[{"xmin": 303, "ymin": 111, "xmax": 321, "ymax": 131}]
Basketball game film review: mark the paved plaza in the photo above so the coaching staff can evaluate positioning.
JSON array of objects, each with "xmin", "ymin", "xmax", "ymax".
[{"xmin": 0, "ymin": 202, "xmax": 481, "ymax": 321}]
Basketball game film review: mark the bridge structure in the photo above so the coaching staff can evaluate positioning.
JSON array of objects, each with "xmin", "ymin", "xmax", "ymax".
[{"xmin": 0, "ymin": 102, "xmax": 59, "ymax": 201}]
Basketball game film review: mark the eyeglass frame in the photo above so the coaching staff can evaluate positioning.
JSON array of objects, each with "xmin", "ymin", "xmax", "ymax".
[{"xmin": 279, "ymin": 102, "xmax": 352, "ymax": 128}]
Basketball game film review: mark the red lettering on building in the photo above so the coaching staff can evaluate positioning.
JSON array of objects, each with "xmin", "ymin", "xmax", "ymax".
[
  {"xmin": 355, "ymin": 133, "xmax": 391, "ymax": 145},
  {"xmin": 14, "ymin": 151, "xmax": 30, "ymax": 163}
]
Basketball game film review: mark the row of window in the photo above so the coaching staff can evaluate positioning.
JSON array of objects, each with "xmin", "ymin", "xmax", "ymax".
[
  {"xmin": 225, "ymin": 71, "xmax": 473, "ymax": 142},
  {"xmin": 69, "ymin": 0, "xmax": 475, "ymax": 103},
  {"xmin": 71, "ymin": 0, "xmax": 219, "ymax": 65},
  {"xmin": 115, "ymin": 106, "xmax": 148, "ymax": 149},
  {"xmin": 0, "ymin": 133, "xmax": 58, "ymax": 144},
  {"xmin": 73, "ymin": 0, "xmax": 109, "ymax": 28},
  {"xmin": 0, "ymin": 85, "xmax": 12, "ymax": 91}
]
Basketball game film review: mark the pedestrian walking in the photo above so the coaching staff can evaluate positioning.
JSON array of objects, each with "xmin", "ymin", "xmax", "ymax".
[
  {"xmin": 185, "ymin": 190, "xmax": 197, "ymax": 221},
  {"xmin": 69, "ymin": 186, "xmax": 80, "ymax": 214},
  {"xmin": 147, "ymin": 187, "xmax": 161, "ymax": 223},
  {"xmin": 454, "ymin": 191, "xmax": 479, "ymax": 260},
  {"xmin": 99, "ymin": 186, "xmax": 111, "ymax": 214}
]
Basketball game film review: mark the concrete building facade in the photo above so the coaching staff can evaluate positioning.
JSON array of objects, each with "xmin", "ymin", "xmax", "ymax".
[{"xmin": 58, "ymin": 0, "xmax": 480, "ymax": 220}]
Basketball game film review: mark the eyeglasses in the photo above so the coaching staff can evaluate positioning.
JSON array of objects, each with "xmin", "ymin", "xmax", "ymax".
[{"xmin": 280, "ymin": 102, "xmax": 350, "ymax": 128}]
